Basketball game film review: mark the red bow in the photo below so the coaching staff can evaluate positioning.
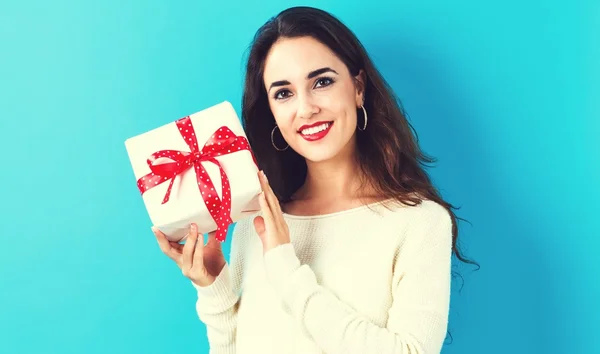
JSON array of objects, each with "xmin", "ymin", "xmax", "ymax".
[{"xmin": 137, "ymin": 116, "xmax": 256, "ymax": 242}]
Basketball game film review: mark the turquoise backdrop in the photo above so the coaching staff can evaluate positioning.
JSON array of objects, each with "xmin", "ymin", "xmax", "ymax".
[{"xmin": 1, "ymin": 0, "xmax": 598, "ymax": 353}]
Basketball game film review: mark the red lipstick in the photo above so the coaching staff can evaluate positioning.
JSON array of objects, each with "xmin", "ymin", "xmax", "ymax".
[{"xmin": 298, "ymin": 121, "xmax": 333, "ymax": 142}]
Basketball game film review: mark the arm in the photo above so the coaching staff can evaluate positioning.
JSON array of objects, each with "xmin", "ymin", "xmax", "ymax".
[
  {"xmin": 192, "ymin": 223, "xmax": 247, "ymax": 354},
  {"xmin": 264, "ymin": 204, "xmax": 453, "ymax": 354}
]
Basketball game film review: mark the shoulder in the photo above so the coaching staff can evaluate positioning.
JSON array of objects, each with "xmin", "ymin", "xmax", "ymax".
[
  {"xmin": 404, "ymin": 199, "xmax": 453, "ymax": 252},
  {"xmin": 408, "ymin": 199, "xmax": 452, "ymax": 227},
  {"xmin": 229, "ymin": 212, "xmax": 262, "ymax": 258},
  {"xmin": 379, "ymin": 198, "xmax": 453, "ymax": 249},
  {"xmin": 232, "ymin": 212, "xmax": 258, "ymax": 236},
  {"xmin": 379, "ymin": 199, "xmax": 454, "ymax": 273},
  {"xmin": 230, "ymin": 212, "xmax": 259, "ymax": 246},
  {"xmin": 375, "ymin": 197, "xmax": 451, "ymax": 226}
]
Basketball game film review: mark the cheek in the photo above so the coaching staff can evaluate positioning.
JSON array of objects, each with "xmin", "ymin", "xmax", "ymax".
[
  {"xmin": 344, "ymin": 89, "xmax": 360, "ymax": 121},
  {"xmin": 271, "ymin": 105, "xmax": 296, "ymax": 137},
  {"xmin": 329, "ymin": 84, "xmax": 357, "ymax": 115},
  {"xmin": 333, "ymin": 100, "xmax": 357, "ymax": 125}
]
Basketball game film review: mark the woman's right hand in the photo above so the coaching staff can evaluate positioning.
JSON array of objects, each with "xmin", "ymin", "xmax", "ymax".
[{"xmin": 152, "ymin": 223, "xmax": 226, "ymax": 287}]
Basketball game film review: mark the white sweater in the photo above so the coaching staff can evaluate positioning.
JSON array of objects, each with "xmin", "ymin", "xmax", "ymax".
[{"xmin": 192, "ymin": 199, "xmax": 453, "ymax": 354}]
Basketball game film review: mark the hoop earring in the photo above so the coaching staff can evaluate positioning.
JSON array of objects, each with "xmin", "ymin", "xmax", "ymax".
[
  {"xmin": 358, "ymin": 104, "xmax": 368, "ymax": 131},
  {"xmin": 271, "ymin": 125, "xmax": 289, "ymax": 151}
]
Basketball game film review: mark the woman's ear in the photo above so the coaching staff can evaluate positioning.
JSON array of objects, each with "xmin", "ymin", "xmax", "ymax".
[{"xmin": 354, "ymin": 69, "xmax": 366, "ymax": 106}]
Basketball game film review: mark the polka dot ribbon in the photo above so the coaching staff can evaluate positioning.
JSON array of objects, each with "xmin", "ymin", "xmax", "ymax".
[{"xmin": 136, "ymin": 116, "xmax": 257, "ymax": 242}]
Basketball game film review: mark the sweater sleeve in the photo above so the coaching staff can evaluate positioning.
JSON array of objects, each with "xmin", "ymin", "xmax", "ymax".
[
  {"xmin": 263, "ymin": 203, "xmax": 453, "ymax": 354},
  {"xmin": 191, "ymin": 223, "xmax": 247, "ymax": 354}
]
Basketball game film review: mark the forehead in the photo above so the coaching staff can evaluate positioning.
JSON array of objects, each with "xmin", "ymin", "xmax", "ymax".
[{"xmin": 263, "ymin": 36, "xmax": 346, "ymax": 82}]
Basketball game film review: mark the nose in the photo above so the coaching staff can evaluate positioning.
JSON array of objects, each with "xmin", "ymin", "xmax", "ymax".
[{"xmin": 296, "ymin": 95, "xmax": 319, "ymax": 120}]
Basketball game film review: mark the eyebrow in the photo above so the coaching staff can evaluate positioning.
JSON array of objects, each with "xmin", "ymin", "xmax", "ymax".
[{"xmin": 268, "ymin": 67, "xmax": 339, "ymax": 92}]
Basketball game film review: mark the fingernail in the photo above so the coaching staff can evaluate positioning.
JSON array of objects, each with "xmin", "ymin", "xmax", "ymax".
[
  {"xmin": 190, "ymin": 223, "xmax": 196, "ymax": 231},
  {"xmin": 262, "ymin": 171, "xmax": 268, "ymax": 181}
]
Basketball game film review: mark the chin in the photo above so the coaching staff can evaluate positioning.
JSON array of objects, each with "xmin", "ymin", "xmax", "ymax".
[
  {"xmin": 291, "ymin": 139, "xmax": 347, "ymax": 163},
  {"xmin": 299, "ymin": 149, "xmax": 340, "ymax": 163}
]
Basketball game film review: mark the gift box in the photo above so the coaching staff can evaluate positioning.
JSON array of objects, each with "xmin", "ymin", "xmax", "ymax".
[{"xmin": 125, "ymin": 101, "xmax": 261, "ymax": 243}]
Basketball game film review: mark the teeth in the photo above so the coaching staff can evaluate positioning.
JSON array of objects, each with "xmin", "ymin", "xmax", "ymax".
[{"xmin": 301, "ymin": 123, "xmax": 331, "ymax": 135}]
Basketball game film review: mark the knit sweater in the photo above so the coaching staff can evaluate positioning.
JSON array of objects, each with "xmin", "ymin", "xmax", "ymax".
[{"xmin": 192, "ymin": 199, "xmax": 453, "ymax": 354}]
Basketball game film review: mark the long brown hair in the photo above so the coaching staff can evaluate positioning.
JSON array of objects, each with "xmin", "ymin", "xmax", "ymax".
[{"xmin": 241, "ymin": 6, "xmax": 478, "ymax": 270}]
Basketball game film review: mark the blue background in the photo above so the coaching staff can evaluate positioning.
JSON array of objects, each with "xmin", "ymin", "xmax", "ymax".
[{"xmin": 1, "ymin": 0, "xmax": 598, "ymax": 353}]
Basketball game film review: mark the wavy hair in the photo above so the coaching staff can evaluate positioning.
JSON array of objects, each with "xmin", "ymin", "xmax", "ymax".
[{"xmin": 241, "ymin": 6, "xmax": 478, "ymax": 272}]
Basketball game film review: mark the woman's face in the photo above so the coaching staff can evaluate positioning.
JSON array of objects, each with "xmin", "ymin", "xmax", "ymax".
[{"xmin": 263, "ymin": 36, "xmax": 364, "ymax": 163}]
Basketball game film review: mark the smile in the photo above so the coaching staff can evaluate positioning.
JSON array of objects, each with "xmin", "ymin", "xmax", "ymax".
[{"xmin": 298, "ymin": 121, "xmax": 333, "ymax": 141}]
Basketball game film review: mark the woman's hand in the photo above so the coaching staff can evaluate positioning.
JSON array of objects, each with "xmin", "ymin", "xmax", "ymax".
[
  {"xmin": 152, "ymin": 224, "xmax": 226, "ymax": 287},
  {"xmin": 253, "ymin": 170, "xmax": 291, "ymax": 253}
]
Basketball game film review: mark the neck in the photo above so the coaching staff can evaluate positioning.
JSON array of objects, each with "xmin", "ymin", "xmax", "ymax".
[{"xmin": 295, "ymin": 142, "xmax": 367, "ymax": 202}]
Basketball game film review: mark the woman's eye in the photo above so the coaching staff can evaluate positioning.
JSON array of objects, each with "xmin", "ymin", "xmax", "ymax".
[
  {"xmin": 273, "ymin": 78, "xmax": 334, "ymax": 100},
  {"xmin": 315, "ymin": 77, "xmax": 334, "ymax": 88},
  {"xmin": 274, "ymin": 89, "xmax": 291, "ymax": 100}
]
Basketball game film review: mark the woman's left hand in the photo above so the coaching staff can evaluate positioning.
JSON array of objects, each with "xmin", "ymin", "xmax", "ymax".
[{"xmin": 253, "ymin": 170, "xmax": 291, "ymax": 254}]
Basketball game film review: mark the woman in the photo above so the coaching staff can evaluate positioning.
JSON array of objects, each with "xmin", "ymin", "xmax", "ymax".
[{"xmin": 153, "ymin": 6, "xmax": 475, "ymax": 354}]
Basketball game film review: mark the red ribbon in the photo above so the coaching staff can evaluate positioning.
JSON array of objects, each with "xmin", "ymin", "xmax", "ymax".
[{"xmin": 137, "ymin": 116, "xmax": 256, "ymax": 242}]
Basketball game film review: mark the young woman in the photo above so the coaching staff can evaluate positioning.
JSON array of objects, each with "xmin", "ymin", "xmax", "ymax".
[{"xmin": 153, "ymin": 6, "xmax": 475, "ymax": 354}]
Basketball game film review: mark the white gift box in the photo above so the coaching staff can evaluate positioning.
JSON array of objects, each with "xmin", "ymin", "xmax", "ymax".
[{"xmin": 125, "ymin": 101, "xmax": 261, "ymax": 242}]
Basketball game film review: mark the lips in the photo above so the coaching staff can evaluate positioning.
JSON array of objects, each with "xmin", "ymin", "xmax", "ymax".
[
  {"xmin": 298, "ymin": 121, "xmax": 333, "ymax": 142},
  {"xmin": 298, "ymin": 121, "xmax": 333, "ymax": 134}
]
